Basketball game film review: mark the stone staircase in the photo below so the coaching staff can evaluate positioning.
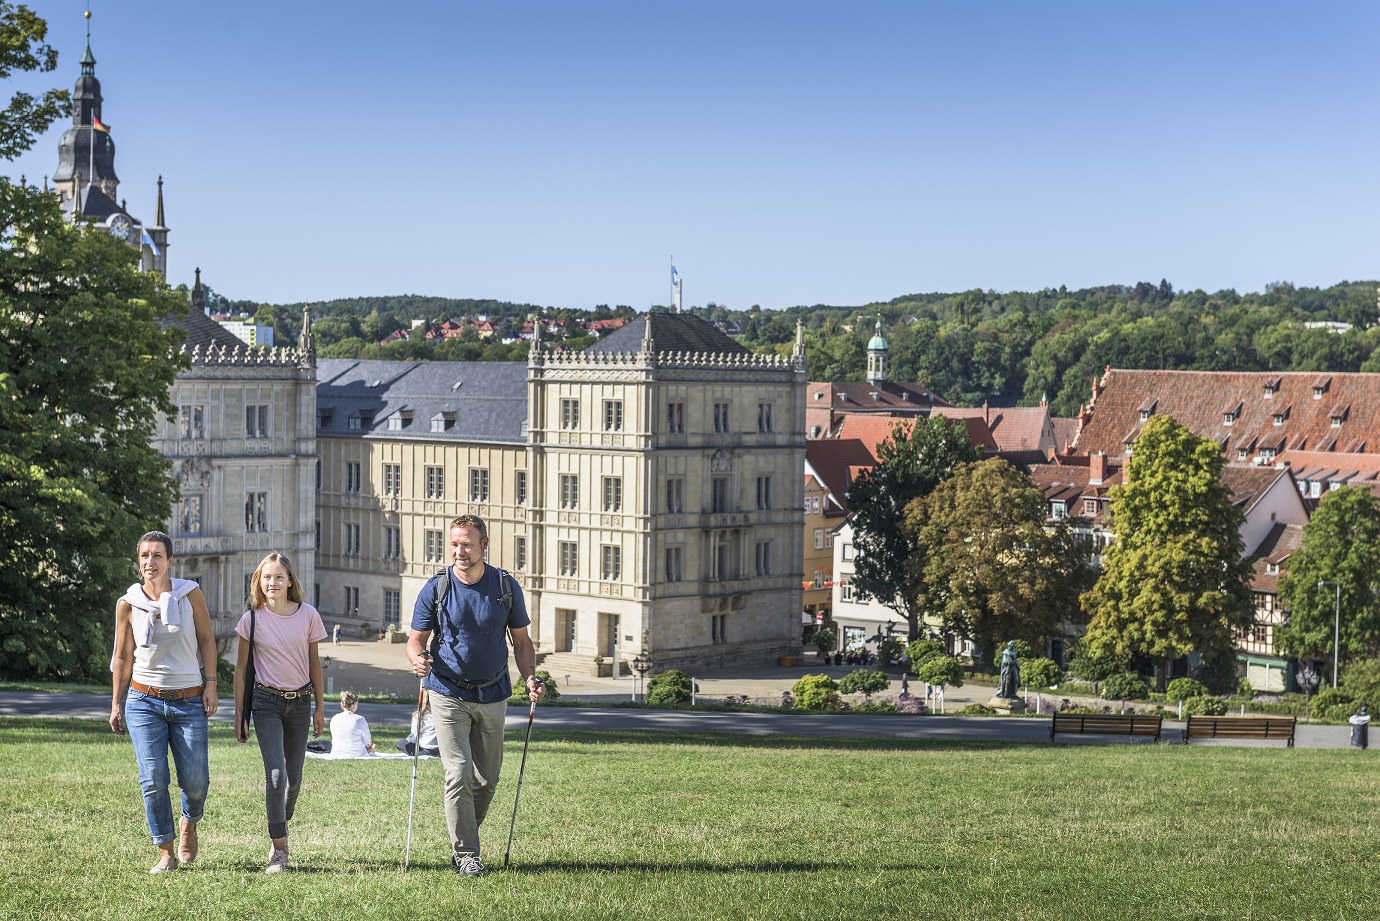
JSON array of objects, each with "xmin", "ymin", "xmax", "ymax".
[{"xmin": 537, "ymin": 651, "xmax": 610, "ymax": 678}]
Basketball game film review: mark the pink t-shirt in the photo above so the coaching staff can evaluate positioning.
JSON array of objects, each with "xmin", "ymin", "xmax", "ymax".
[{"xmin": 235, "ymin": 603, "xmax": 327, "ymax": 691}]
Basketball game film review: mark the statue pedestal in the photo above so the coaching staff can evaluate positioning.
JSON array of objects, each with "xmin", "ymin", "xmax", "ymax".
[{"xmin": 988, "ymin": 696, "xmax": 1028, "ymax": 714}]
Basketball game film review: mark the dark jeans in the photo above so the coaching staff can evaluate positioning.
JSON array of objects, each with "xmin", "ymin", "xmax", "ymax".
[{"xmin": 252, "ymin": 687, "xmax": 312, "ymax": 839}]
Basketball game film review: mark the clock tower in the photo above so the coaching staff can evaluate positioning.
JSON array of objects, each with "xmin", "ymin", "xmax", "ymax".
[{"xmin": 50, "ymin": 32, "xmax": 169, "ymax": 277}]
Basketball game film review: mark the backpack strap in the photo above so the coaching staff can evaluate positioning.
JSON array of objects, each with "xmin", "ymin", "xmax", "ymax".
[{"xmin": 431, "ymin": 567, "xmax": 450, "ymax": 644}]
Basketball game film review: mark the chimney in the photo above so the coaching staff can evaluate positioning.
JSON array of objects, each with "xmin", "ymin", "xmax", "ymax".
[
  {"xmin": 1076, "ymin": 404, "xmax": 1088, "ymax": 432},
  {"xmin": 1089, "ymin": 451, "xmax": 1106, "ymax": 485},
  {"xmin": 982, "ymin": 400, "xmax": 990, "ymax": 426}
]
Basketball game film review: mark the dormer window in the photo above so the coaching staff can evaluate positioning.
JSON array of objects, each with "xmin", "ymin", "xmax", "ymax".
[
  {"xmin": 1140, "ymin": 410, "xmax": 1151, "ymax": 422},
  {"xmin": 1137, "ymin": 398, "xmax": 1157, "ymax": 423},
  {"xmin": 1274, "ymin": 413, "xmax": 1285, "ymax": 426},
  {"xmin": 1332, "ymin": 416, "xmax": 1343, "ymax": 428},
  {"xmin": 1223, "ymin": 412, "xmax": 1235, "ymax": 426},
  {"xmin": 1329, "ymin": 404, "xmax": 1349, "ymax": 428},
  {"xmin": 1261, "ymin": 447, "xmax": 1277, "ymax": 462},
  {"xmin": 1314, "ymin": 387, "xmax": 1325, "ymax": 399},
  {"xmin": 1263, "ymin": 385, "xmax": 1275, "ymax": 398},
  {"xmin": 430, "ymin": 412, "xmax": 455, "ymax": 433},
  {"xmin": 1237, "ymin": 448, "xmax": 1248, "ymax": 461},
  {"xmin": 386, "ymin": 410, "xmax": 414, "ymax": 432},
  {"xmin": 1083, "ymin": 498, "xmax": 1098, "ymax": 515},
  {"xmin": 1266, "ymin": 562, "xmax": 1280, "ymax": 575},
  {"xmin": 1050, "ymin": 500, "xmax": 1067, "ymax": 520}
]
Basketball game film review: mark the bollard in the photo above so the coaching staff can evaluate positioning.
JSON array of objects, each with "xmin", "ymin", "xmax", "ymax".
[{"xmin": 1351, "ymin": 705, "xmax": 1370, "ymax": 749}]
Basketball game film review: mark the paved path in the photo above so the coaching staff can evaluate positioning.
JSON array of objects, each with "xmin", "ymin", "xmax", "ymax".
[{"xmin": 0, "ymin": 690, "xmax": 1360, "ymax": 748}]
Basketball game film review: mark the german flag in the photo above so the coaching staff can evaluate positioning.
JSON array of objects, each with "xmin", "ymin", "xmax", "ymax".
[{"xmin": 91, "ymin": 115, "xmax": 110, "ymax": 133}]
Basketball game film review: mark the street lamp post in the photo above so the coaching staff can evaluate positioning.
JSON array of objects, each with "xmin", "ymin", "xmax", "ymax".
[
  {"xmin": 1318, "ymin": 580, "xmax": 1341, "ymax": 689},
  {"xmin": 631, "ymin": 637, "xmax": 653, "ymax": 703}
]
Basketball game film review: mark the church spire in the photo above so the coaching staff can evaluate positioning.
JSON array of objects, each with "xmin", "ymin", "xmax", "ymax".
[{"xmin": 155, "ymin": 175, "xmax": 164, "ymax": 226}]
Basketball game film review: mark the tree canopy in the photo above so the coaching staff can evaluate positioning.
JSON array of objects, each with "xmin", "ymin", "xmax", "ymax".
[
  {"xmin": 1275, "ymin": 487, "xmax": 1380, "ymax": 669},
  {"xmin": 0, "ymin": 4, "xmax": 69, "ymax": 159},
  {"xmin": 1080, "ymin": 415, "xmax": 1254, "ymax": 690},
  {"xmin": 903, "ymin": 457, "xmax": 1094, "ymax": 667},
  {"xmin": 844, "ymin": 415, "xmax": 979, "ymax": 640}
]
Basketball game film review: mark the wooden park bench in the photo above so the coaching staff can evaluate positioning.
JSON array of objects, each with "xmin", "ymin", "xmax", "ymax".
[
  {"xmin": 1183, "ymin": 715, "xmax": 1296, "ymax": 747},
  {"xmin": 1049, "ymin": 712, "xmax": 1163, "ymax": 743}
]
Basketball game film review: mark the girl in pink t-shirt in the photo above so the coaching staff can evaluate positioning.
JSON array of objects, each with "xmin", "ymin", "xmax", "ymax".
[{"xmin": 233, "ymin": 552, "xmax": 326, "ymax": 874}]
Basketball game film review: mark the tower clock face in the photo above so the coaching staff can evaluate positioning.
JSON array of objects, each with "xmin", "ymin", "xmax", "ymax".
[{"xmin": 106, "ymin": 213, "xmax": 132, "ymax": 240}]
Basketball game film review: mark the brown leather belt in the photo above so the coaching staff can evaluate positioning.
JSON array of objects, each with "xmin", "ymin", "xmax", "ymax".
[
  {"xmin": 130, "ymin": 679, "xmax": 203, "ymax": 700},
  {"xmin": 255, "ymin": 682, "xmax": 313, "ymax": 700}
]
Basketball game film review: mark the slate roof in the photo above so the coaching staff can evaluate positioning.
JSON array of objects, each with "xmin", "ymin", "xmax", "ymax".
[
  {"xmin": 165, "ymin": 307, "xmax": 251, "ymax": 351},
  {"xmin": 585, "ymin": 312, "xmax": 749, "ymax": 355},
  {"xmin": 316, "ymin": 359, "xmax": 528, "ymax": 443},
  {"xmin": 1051, "ymin": 416, "xmax": 1080, "ymax": 453},
  {"xmin": 807, "ymin": 381, "xmax": 950, "ymax": 415}
]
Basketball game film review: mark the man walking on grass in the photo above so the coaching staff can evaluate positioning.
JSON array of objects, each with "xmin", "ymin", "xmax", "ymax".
[{"xmin": 407, "ymin": 515, "xmax": 545, "ymax": 876}]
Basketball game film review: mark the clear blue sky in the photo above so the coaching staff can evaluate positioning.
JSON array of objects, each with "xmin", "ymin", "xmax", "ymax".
[{"xmin": 8, "ymin": 1, "xmax": 1380, "ymax": 310}]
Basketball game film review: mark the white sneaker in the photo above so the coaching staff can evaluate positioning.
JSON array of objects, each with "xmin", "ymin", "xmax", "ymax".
[
  {"xmin": 265, "ymin": 847, "xmax": 290, "ymax": 873},
  {"xmin": 452, "ymin": 853, "xmax": 484, "ymax": 877}
]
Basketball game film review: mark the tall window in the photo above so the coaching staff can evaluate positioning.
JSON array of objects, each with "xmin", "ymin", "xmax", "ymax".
[
  {"xmin": 667, "ymin": 401, "xmax": 685, "ymax": 434},
  {"xmin": 515, "ymin": 471, "xmax": 527, "ymax": 505},
  {"xmin": 559, "ymin": 541, "xmax": 578, "ymax": 577},
  {"xmin": 179, "ymin": 404, "xmax": 205, "ymax": 439},
  {"xmin": 756, "ymin": 475, "xmax": 773, "ymax": 510},
  {"xmin": 603, "ymin": 476, "xmax": 623, "ymax": 512},
  {"xmin": 665, "ymin": 546, "xmax": 684, "ymax": 582},
  {"xmin": 469, "ymin": 468, "xmax": 489, "ymax": 501},
  {"xmin": 560, "ymin": 399, "xmax": 580, "ymax": 430},
  {"xmin": 246, "ymin": 404, "xmax": 269, "ymax": 439},
  {"xmin": 344, "ymin": 523, "xmax": 361, "ymax": 556},
  {"xmin": 515, "ymin": 536, "xmax": 527, "ymax": 571},
  {"xmin": 713, "ymin": 402, "xmax": 731, "ymax": 433},
  {"xmin": 344, "ymin": 586, "xmax": 359, "ymax": 617},
  {"xmin": 245, "ymin": 492, "xmax": 268, "ymax": 532},
  {"xmin": 425, "ymin": 529, "xmax": 444, "ymax": 564},
  {"xmin": 814, "ymin": 528, "xmax": 825, "ymax": 550},
  {"xmin": 755, "ymin": 540, "xmax": 772, "ymax": 576},
  {"xmin": 383, "ymin": 526, "xmax": 401, "ymax": 560},
  {"xmin": 712, "ymin": 477, "xmax": 731, "ymax": 513},
  {"xmin": 666, "ymin": 478, "xmax": 685, "ymax": 514},
  {"xmin": 711, "ymin": 613, "xmax": 727, "ymax": 644},
  {"xmin": 383, "ymin": 590, "xmax": 401, "ymax": 629},
  {"xmin": 178, "ymin": 496, "xmax": 202, "ymax": 535},
  {"xmin": 757, "ymin": 402, "xmax": 774, "ymax": 433},
  {"xmin": 383, "ymin": 463, "xmax": 401, "ymax": 496},
  {"xmin": 315, "ymin": 520, "xmax": 321, "ymax": 550},
  {"xmin": 601, "ymin": 545, "xmax": 622, "ymax": 580},
  {"xmin": 345, "ymin": 461, "xmax": 361, "ymax": 493},
  {"xmin": 603, "ymin": 400, "xmax": 623, "ymax": 432},
  {"xmin": 425, "ymin": 466, "xmax": 444, "ymax": 499},
  {"xmin": 560, "ymin": 474, "xmax": 579, "ymax": 509}
]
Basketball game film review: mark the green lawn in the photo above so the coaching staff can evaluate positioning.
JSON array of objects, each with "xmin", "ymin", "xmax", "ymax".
[{"xmin": 2, "ymin": 718, "xmax": 1377, "ymax": 920}]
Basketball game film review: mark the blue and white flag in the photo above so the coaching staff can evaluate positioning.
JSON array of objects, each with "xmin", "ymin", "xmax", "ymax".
[
  {"xmin": 141, "ymin": 228, "xmax": 161, "ymax": 256},
  {"xmin": 671, "ymin": 264, "xmax": 680, "ymax": 285}
]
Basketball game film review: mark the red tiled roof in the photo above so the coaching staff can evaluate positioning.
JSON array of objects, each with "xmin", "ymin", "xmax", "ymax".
[
  {"xmin": 804, "ymin": 439, "xmax": 878, "ymax": 514},
  {"xmin": 834, "ymin": 413, "xmax": 999, "ymax": 455},
  {"xmin": 807, "ymin": 381, "xmax": 949, "ymax": 413},
  {"xmin": 933, "ymin": 405, "xmax": 1054, "ymax": 454},
  {"xmin": 1073, "ymin": 369, "xmax": 1380, "ymax": 469},
  {"xmin": 1051, "ymin": 417, "xmax": 1080, "ymax": 453}
]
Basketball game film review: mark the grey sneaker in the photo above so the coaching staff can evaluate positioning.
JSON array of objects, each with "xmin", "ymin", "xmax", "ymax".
[
  {"xmin": 265, "ymin": 847, "xmax": 290, "ymax": 874},
  {"xmin": 452, "ymin": 854, "xmax": 484, "ymax": 877}
]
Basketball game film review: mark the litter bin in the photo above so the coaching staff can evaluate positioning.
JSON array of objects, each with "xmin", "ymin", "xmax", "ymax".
[{"xmin": 1349, "ymin": 705, "xmax": 1370, "ymax": 750}]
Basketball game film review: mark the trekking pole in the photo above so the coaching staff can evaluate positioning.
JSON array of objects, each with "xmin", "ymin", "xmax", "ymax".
[
  {"xmin": 503, "ymin": 698, "xmax": 537, "ymax": 869},
  {"xmin": 404, "ymin": 676, "xmax": 426, "ymax": 870}
]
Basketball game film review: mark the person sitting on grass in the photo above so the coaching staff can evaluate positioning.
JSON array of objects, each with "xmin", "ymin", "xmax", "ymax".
[
  {"xmin": 396, "ymin": 708, "xmax": 439, "ymax": 757},
  {"xmin": 329, "ymin": 690, "xmax": 375, "ymax": 757}
]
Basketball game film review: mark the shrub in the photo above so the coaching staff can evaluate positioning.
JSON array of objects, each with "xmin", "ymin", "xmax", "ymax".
[
  {"xmin": 914, "ymin": 654, "xmax": 965, "ymax": 689},
  {"xmin": 1065, "ymin": 638, "xmax": 1129, "ymax": 683},
  {"xmin": 812, "ymin": 626, "xmax": 837, "ymax": 656},
  {"xmin": 791, "ymin": 674, "xmax": 842, "ymax": 710},
  {"xmin": 905, "ymin": 638, "xmax": 944, "ymax": 670},
  {"xmin": 1018, "ymin": 657, "xmax": 1062, "ymax": 689},
  {"xmin": 838, "ymin": 669, "xmax": 890, "ymax": 698},
  {"xmin": 852, "ymin": 700, "xmax": 899, "ymax": 714},
  {"xmin": 1165, "ymin": 677, "xmax": 1210, "ymax": 702},
  {"xmin": 510, "ymin": 669, "xmax": 560, "ymax": 702},
  {"xmin": 1310, "ymin": 687, "xmax": 1354, "ymax": 715},
  {"xmin": 1341, "ymin": 658, "xmax": 1380, "ymax": 711},
  {"xmin": 645, "ymin": 669, "xmax": 697, "ymax": 706},
  {"xmin": 1102, "ymin": 672, "xmax": 1151, "ymax": 700},
  {"xmin": 961, "ymin": 703, "xmax": 997, "ymax": 716},
  {"xmin": 1183, "ymin": 695, "xmax": 1228, "ymax": 716}
]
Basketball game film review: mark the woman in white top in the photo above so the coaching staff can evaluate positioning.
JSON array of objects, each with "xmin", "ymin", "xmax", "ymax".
[
  {"xmin": 328, "ymin": 690, "xmax": 375, "ymax": 757},
  {"xmin": 109, "ymin": 530, "xmax": 219, "ymax": 874}
]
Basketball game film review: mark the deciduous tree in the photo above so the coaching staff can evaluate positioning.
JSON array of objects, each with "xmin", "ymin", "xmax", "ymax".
[
  {"xmin": 845, "ymin": 415, "xmax": 979, "ymax": 640},
  {"xmin": 903, "ymin": 457, "xmax": 1094, "ymax": 668},
  {"xmin": 1275, "ymin": 487, "xmax": 1380, "ymax": 668},
  {"xmin": 1081, "ymin": 415, "xmax": 1254, "ymax": 690}
]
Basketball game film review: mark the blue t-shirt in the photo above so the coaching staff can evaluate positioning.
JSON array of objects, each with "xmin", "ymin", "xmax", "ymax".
[{"xmin": 411, "ymin": 565, "xmax": 529, "ymax": 703}]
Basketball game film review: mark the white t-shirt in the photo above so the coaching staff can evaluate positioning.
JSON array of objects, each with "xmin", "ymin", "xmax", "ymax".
[{"xmin": 329, "ymin": 709, "xmax": 372, "ymax": 757}]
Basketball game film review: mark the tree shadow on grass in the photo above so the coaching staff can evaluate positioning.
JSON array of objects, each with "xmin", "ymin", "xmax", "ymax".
[
  {"xmin": 501, "ymin": 858, "xmax": 936, "ymax": 874},
  {"xmin": 525, "ymin": 728, "xmax": 1029, "ymax": 753}
]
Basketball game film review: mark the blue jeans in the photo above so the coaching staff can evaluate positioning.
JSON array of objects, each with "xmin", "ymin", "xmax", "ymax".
[
  {"xmin": 124, "ymin": 690, "xmax": 210, "ymax": 846},
  {"xmin": 251, "ymin": 687, "xmax": 313, "ymax": 839}
]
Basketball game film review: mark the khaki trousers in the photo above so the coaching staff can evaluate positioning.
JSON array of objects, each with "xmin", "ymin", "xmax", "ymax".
[{"xmin": 427, "ymin": 691, "xmax": 508, "ymax": 859}]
